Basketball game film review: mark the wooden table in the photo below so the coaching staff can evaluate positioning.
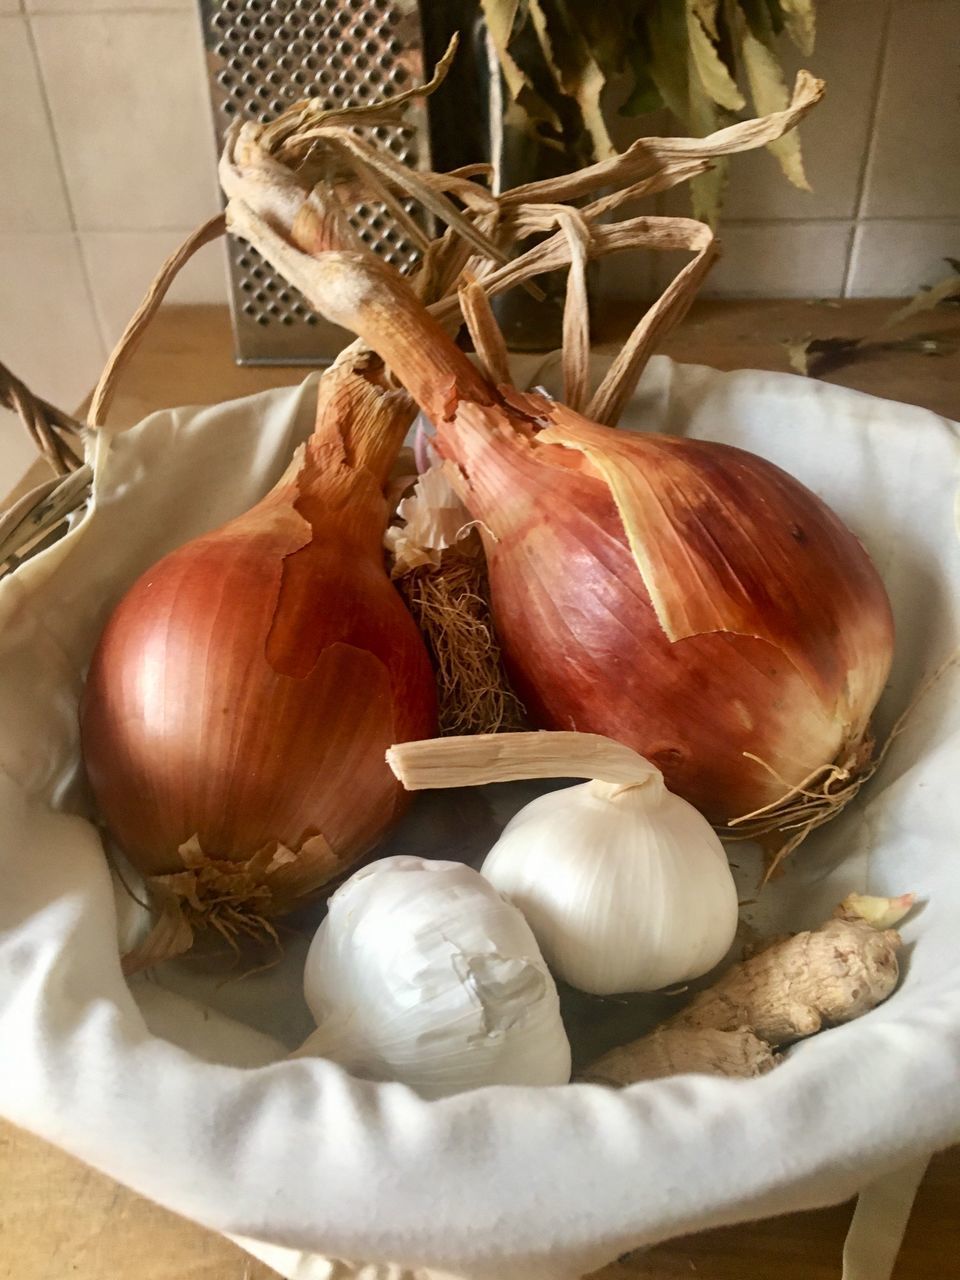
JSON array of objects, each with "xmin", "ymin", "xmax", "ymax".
[{"xmin": 2, "ymin": 300, "xmax": 959, "ymax": 1280}]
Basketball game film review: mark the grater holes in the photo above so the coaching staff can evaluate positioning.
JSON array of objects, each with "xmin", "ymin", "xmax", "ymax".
[{"xmin": 222, "ymin": 100, "xmax": 237, "ymax": 116}]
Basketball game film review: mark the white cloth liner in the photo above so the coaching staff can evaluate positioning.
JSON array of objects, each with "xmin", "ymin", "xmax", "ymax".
[{"xmin": 0, "ymin": 353, "xmax": 958, "ymax": 1279}]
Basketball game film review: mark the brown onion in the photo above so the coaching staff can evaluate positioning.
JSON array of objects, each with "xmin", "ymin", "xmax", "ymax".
[
  {"xmin": 220, "ymin": 208, "xmax": 894, "ymax": 829},
  {"xmin": 81, "ymin": 353, "xmax": 437, "ymax": 940}
]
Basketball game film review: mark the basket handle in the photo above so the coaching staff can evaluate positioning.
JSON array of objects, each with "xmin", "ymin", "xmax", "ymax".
[
  {"xmin": 87, "ymin": 212, "xmax": 227, "ymax": 429},
  {"xmin": 0, "ymin": 363, "xmax": 85, "ymax": 477},
  {"xmin": 0, "ymin": 214, "xmax": 225, "ymax": 577}
]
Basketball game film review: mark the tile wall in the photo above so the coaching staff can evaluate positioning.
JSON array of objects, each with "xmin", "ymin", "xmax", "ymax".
[{"xmin": 1, "ymin": 0, "xmax": 958, "ymax": 489}]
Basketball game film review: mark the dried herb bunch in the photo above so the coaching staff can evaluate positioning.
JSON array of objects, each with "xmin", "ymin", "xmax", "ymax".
[{"xmin": 481, "ymin": 0, "xmax": 817, "ymax": 222}]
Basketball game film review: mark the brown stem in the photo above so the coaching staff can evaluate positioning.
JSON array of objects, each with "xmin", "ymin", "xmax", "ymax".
[{"xmin": 387, "ymin": 730, "xmax": 660, "ymax": 790}]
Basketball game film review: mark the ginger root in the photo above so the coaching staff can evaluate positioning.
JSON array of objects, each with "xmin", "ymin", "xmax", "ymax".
[
  {"xmin": 580, "ymin": 897, "xmax": 909, "ymax": 1086},
  {"xmin": 579, "ymin": 1028, "xmax": 776, "ymax": 1085}
]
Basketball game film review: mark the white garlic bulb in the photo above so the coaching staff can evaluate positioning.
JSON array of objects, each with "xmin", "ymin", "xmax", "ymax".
[
  {"xmin": 298, "ymin": 856, "xmax": 571, "ymax": 1098},
  {"xmin": 388, "ymin": 731, "xmax": 739, "ymax": 997}
]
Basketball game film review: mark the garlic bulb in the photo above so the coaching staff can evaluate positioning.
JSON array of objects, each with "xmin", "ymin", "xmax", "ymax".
[
  {"xmin": 388, "ymin": 732, "xmax": 739, "ymax": 996},
  {"xmin": 298, "ymin": 856, "xmax": 571, "ymax": 1098}
]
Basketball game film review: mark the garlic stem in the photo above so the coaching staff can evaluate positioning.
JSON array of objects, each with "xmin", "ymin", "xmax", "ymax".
[{"xmin": 386, "ymin": 730, "xmax": 661, "ymax": 790}]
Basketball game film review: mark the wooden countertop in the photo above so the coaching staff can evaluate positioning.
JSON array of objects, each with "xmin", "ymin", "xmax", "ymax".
[{"xmin": 2, "ymin": 299, "xmax": 959, "ymax": 1280}]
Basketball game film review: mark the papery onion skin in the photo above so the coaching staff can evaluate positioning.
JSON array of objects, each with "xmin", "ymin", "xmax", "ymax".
[
  {"xmin": 437, "ymin": 414, "xmax": 894, "ymax": 823},
  {"xmin": 80, "ymin": 357, "xmax": 437, "ymax": 903}
]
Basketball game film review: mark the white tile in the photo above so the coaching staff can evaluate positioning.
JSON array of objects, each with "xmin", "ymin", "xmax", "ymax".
[
  {"xmin": 81, "ymin": 229, "xmax": 229, "ymax": 347},
  {"xmin": 862, "ymin": 0, "xmax": 960, "ymax": 217},
  {"xmin": 847, "ymin": 220, "xmax": 960, "ymax": 297},
  {"xmin": 655, "ymin": 221, "xmax": 853, "ymax": 299},
  {"xmin": 31, "ymin": 12, "xmax": 219, "ymax": 231},
  {"xmin": 0, "ymin": 18, "xmax": 71, "ymax": 230},
  {"xmin": 0, "ymin": 234, "xmax": 106, "ymax": 489}
]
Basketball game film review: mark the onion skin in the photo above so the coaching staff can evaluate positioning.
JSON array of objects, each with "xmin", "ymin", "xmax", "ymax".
[
  {"xmin": 439, "ymin": 413, "xmax": 893, "ymax": 822},
  {"xmin": 80, "ymin": 355, "xmax": 437, "ymax": 907},
  {"xmin": 216, "ymin": 241, "xmax": 895, "ymax": 826}
]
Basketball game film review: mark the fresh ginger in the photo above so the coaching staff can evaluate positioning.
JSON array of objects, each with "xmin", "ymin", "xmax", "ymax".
[
  {"xmin": 579, "ymin": 895, "xmax": 911, "ymax": 1085},
  {"xmin": 580, "ymin": 1027, "xmax": 776, "ymax": 1084}
]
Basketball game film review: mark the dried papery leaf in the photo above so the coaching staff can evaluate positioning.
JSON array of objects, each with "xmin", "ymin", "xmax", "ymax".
[
  {"xmin": 500, "ymin": 70, "xmax": 823, "ymax": 205},
  {"xmin": 686, "ymin": 48, "xmax": 731, "ymax": 225},
  {"xmin": 645, "ymin": 0, "xmax": 691, "ymax": 124},
  {"xmin": 885, "ymin": 272, "xmax": 960, "ymax": 328},
  {"xmin": 481, "ymin": 0, "xmax": 565, "ymax": 137},
  {"xmin": 307, "ymin": 128, "xmax": 509, "ymax": 267},
  {"xmin": 687, "ymin": 3, "xmax": 745, "ymax": 112},
  {"xmin": 779, "ymin": 0, "xmax": 816, "ymax": 56},
  {"xmin": 527, "ymin": 0, "xmax": 616, "ymax": 160},
  {"xmin": 585, "ymin": 217, "xmax": 718, "ymax": 425},
  {"xmin": 386, "ymin": 464, "xmax": 470, "ymax": 575},
  {"xmin": 739, "ymin": 24, "xmax": 810, "ymax": 189},
  {"xmin": 316, "ymin": 135, "xmax": 432, "ymax": 254},
  {"xmin": 784, "ymin": 332, "xmax": 957, "ymax": 381},
  {"xmin": 581, "ymin": 158, "xmax": 713, "ymax": 219},
  {"xmin": 557, "ymin": 208, "xmax": 592, "ymax": 412},
  {"xmin": 458, "ymin": 276, "xmax": 512, "ymax": 387},
  {"xmin": 388, "ymin": 730, "xmax": 661, "ymax": 791},
  {"xmin": 693, "ymin": 0, "xmax": 721, "ymax": 42},
  {"xmin": 262, "ymin": 31, "xmax": 461, "ymax": 159}
]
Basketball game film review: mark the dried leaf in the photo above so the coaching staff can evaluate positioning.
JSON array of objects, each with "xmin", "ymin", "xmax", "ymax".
[
  {"xmin": 779, "ymin": 0, "xmax": 816, "ymax": 55},
  {"xmin": 687, "ymin": 3, "xmax": 746, "ymax": 112},
  {"xmin": 646, "ymin": 0, "xmax": 691, "ymax": 124},
  {"xmin": 480, "ymin": 0, "xmax": 524, "ymax": 97},
  {"xmin": 783, "ymin": 332, "xmax": 956, "ymax": 380},
  {"xmin": 527, "ymin": 0, "xmax": 616, "ymax": 159},
  {"xmin": 620, "ymin": 34, "xmax": 663, "ymax": 117},
  {"xmin": 686, "ymin": 41, "xmax": 731, "ymax": 225},
  {"xmin": 885, "ymin": 271, "xmax": 960, "ymax": 328},
  {"xmin": 693, "ymin": 0, "xmax": 721, "ymax": 41},
  {"xmin": 740, "ymin": 27, "xmax": 810, "ymax": 189}
]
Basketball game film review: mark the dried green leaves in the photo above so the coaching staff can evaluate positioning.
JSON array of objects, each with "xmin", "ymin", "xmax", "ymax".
[{"xmin": 481, "ymin": 0, "xmax": 818, "ymax": 225}]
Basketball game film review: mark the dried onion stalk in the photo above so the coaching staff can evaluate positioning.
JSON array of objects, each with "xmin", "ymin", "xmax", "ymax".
[{"xmin": 219, "ymin": 71, "xmax": 895, "ymax": 836}]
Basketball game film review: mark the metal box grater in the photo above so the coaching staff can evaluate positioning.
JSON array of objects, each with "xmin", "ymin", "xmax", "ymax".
[{"xmin": 198, "ymin": 0, "xmax": 434, "ymax": 365}]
